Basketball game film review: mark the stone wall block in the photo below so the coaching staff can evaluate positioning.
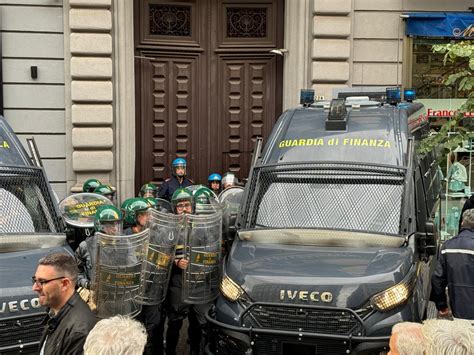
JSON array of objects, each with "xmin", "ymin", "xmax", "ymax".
[
  {"xmin": 313, "ymin": 16, "xmax": 351, "ymax": 38},
  {"xmin": 69, "ymin": 9, "xmax": 111, "ymax": 31},
  {"xmin": 312, "ymin": 39, "xmax": 350, "ymax": 60},
  {"xmin": 312, "ymin": 83, "xmax": 349, "ymax": 101},
  {"xmin": 71, "ymin": 81, "xmax": 113, "ymax": 102},
  {"xmin": 70, "ymin": 0, "xmax": 111, "ymax": 7},
  {"xmin": 70, "ymin": 33, "xmax": 112, "ymax": 55},
  {"xmin": 73, "ymin": 150, "xmax": 113, "ymax": 171},
  {"xmin": 312, "ymin": 61, "xmax": 349, "ymax": 82},
  {"xmin": 72, "ymin": 127, "xmax": 113, "ymax": 148},
  {"xmin": 314, "ymin": 0, "xmax": 351, "ymax": 15},
  {"xmin": 72, "ymin": 104, "xmax": 113, "ymax": 125},
  {"xmin": 71, "ymin": 57, "xmax": 112, "ymax": 79}
]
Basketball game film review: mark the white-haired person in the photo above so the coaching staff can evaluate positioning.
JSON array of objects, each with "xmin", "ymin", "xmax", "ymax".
[
  {"xmin": 388, "ymin": 322, "xmax": 425, "ymax": 355},
  {"xmin": 83, "ymin": 315, "xmax": 147, "ymax": 355},
  {"xmin": 388, "ymin": 319, "xmax": 474, "ymax": 355},
  {"xmin": 421, "ymin": 319, "xmax": 474, "ymax": 355}
]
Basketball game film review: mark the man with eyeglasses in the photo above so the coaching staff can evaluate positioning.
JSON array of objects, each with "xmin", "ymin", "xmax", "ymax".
[{"xmin": 32, "ymin": 252, "xmax": 96, "ymax": 355}]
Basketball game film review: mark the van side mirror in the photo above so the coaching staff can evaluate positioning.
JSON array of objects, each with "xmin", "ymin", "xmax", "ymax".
[{"xmin": 416, "ymin": 221, "xmax": 437, "ymax": 259}]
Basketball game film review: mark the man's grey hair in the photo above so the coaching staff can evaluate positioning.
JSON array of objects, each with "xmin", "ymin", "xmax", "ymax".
[
  {"xmin": 83, "ymin": 315, "xmax": 147, "ymax": 355},
  {"xmin": 422, "ymin": 319, "xmax": 474, "ymax": 355},
  {"xmin": 391, "ymin": 322, "xmax": 426, "ymax": 355},
  {"xmin": 462, "ymin": 209, "xmax": 474, "ymax": 229},
  {"xmin": 38, "ymin": 252, "xmax": 78, "ymax": 284}
]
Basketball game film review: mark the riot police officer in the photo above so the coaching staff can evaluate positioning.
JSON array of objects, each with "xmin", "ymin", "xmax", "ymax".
[
  {"xmin": 140, "ymin": 183, "xmax": 159, "ymax": 198},
  {"xmin": 83, "ymin": 178, "xmax": 102, "ymax": 193},
  {"xmin": 75, "ymin": 205, "xmax": 123, "ymax": 290},
  {"xmin": 158, "ymin": 158, "xmax": 193, "ymax": 201},
  {"xmin": 93, "ymin": 184, "xmax": 116, "ymax": 204},
  {"xmin": 165, "ymin": 188, "xmax": 217, "ymax": 355},
  {"xmin": 208, "ymin": 173, "xmax": 222, "ymax": 195},
  {"xmin": 221, "ymin": 172, "xmax": 239, "ymax": 190},
  {"xmin": 121, "ymin": 198, "xmax": 150, "ymax": 235}
]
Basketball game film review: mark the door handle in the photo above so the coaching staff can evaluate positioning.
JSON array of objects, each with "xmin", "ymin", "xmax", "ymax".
[{"xmin": 269, "ymin": 48, "xmax": 288, "ymax": 56}]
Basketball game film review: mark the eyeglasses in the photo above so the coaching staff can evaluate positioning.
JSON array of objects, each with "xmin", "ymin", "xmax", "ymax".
[{"xmin": 31, "ymin": 276, "xmax": 65, "ymax": 287}]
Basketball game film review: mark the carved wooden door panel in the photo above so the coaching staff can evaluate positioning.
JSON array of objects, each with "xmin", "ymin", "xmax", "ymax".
[{"xmin": 135, "ymin": 0, "xmax": 283, "ymax": 189}]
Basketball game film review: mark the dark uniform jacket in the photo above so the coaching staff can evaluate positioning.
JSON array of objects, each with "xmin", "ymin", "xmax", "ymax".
[
  {"xmin": 158, "ymin": 176, "xmax": 193, "ymax": 201},
  {"xmin": 39, "ymin": 292, "xmax": 96, "ymax": 355},
  {"xmin": 75, "ymin": 238, "xmax": 92, "ymax": 289},
  {"xmin": 431, "ymin": 228, "xmax": 474, "ymax": 320}
]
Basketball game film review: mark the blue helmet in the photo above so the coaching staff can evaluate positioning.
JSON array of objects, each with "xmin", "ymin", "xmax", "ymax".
[
  {"xmin": 172, "ymin": 158, "xmax": 186, "ymax": 167},
  {"xmin": 208, "ymin": 173, "xmax": 222, "ymax": 182},
  {"xmin": 172, "ymin": 158, "xmax": 187, "ymax": 177}
]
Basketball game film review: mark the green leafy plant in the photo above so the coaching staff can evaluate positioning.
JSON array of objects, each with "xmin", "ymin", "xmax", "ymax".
[{"xmin": 418, "ymin": 41, "xmax": 474, "ymax": 155}]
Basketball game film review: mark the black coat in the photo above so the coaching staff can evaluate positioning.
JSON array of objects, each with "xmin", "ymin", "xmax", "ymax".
[
  {"xmin": 38, "ymin": 292, "xmax": 97, "ymax": 355},
  {"xmin": 431, "ymin": 228, "xmax": 474, "ymax": 320},
  {"xmin": 158, "ymin": 176, "xmax": 193, "ymax": 201}
]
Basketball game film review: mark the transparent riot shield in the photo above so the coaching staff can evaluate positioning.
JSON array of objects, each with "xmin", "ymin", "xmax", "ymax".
[
  {"xmin": 91, "ymin": 229, "xmax": 149, "ymax": 318},
  {"xmin": 136, "ymin": 209, "xmax": 179, "ymax": 305},
  {"xmin": 59, "ymin": 193, "xmax": 113, "ymax": 250},
  {"xmin": 183, "ymin": 211, "xmax": 222, "ymax": 304},
  {"xmin": 219, "ymin": 186, "xmax": 244, "ymax": 250}
]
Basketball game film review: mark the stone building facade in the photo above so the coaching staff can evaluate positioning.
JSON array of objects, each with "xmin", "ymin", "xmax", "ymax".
[{"xmin": 1, "ymin": 0, "xmax": 471, "ymax": 200}]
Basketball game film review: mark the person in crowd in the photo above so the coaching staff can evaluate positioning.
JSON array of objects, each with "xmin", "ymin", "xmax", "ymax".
[
  {"xmin": 388, "ymin": 319, "xmax": 474, "ymax": 355},
  {"xmin": 121, "ymin": 197, "xmax": 150, "ymax": 235},
  {"xmin": 121, "ymin": 197, "xmax": 164, "ymax": 354},
  {"xmin": 83, "ymin": 315, "xmax": 147, "ymax": 355},
  {"xmin": 33, "ymin": 252, "xmax": 96, "ymax": 355},
  {"xmin": 431, "ymin": 209, "xmax": 474, "ymax": 322},
  {"xmin": 207, "ymin": 173, "xmax": 222, "ymax": 195},
  {"xmin": 221, "ymin": 172, "xmax": 239, "ymax": 190},
  {"xmin": 75, "ymin": 205, "xmax": 123, "ymax": 290},
  {"xmin": 165, "ymin": 188, "xmax": 197, "ymax": 355},
  {"xmin": 421, "ymin": 319, "xmax": 474, "ymax": 354},
  {"xmin": 82, "ymin": 178, "xmax": 102, "ymax": 193},
  {"xmin": 388, "ymin": 322, "xmax": 425, "ymax": 355},
  {"xmin": 140, "ymin": 183, "xmax": 159, "ymax": 199},
  {"xmin": 93, "ymin": 184, "xmax": 116, "ymax": 204},
  {"xmin": 158, "ymin": 158, "xmax": 193, "ymax": 201},
  {"xmin": 458, "ymin": 193, "xmax": 474, "ymax": 231}
]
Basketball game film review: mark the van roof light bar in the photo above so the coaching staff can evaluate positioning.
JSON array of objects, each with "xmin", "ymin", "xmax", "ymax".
[
  {"xmin": 386, "ymin": 87, "xmax": 401, "ymax": 105},
  {"xmin": 326, "ymin": 98, "xmax": 347, "ymax": 131}
]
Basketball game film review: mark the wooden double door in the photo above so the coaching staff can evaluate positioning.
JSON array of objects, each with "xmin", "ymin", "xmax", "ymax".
[{"xmin": 134, "ymin": 0, "xmax": 284, "ymax": 189}]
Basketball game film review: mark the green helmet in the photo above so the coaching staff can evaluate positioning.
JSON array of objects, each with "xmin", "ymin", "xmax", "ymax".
[
  {"xmin": 94, "ymin": 184, "xmax": 115, "ymax": 198},
  {"xmin": 144, "ymin": 197, "xmax": 158, "ymax": 209},
  {"xmin": 171, "ymin": 188, "xmax": 194, "ymax": 214},
  {"xmin": 140, "ymin": 183, "xmax": 158, "ymax": 198},
  {"xmin": 121, "ymin": 197, "xmax": 150, "ymax": 226},
  {"xmin": 83, "ymin": 178, "xmax": 102, "ymax": 193},
  {"xmin": 194, "ymin": 187, "xmax": 219, "ymax": 214},
  {"xmin": 94, "ymin": 205, "xmax": 123, "ymax": 235}
]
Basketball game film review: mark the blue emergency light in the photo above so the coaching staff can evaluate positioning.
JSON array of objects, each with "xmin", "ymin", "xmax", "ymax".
[
  {"xmin": 404, "ymin": 88, "xmax": 416, "ymax": 102},
  {"xmin": 386, "ymin": 87, "xmax": 401, "ymax": 105},
  {"xmin": 300, "ymin": 89, "xmax": 315, "ymax": 107}
]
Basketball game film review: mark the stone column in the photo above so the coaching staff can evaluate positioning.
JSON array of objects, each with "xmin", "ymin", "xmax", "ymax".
[{"xmin": 68, "ymin": 0, "xmax": 114, "ymax": 192}]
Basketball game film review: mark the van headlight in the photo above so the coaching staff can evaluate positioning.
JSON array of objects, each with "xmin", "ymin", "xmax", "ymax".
[
  {"xmin": 370, "ymin": 269, "xmax": 417, "ymax": 312},
  {"xmin": 220, "ymin": 275, "xmax": 245, "ymax": 302}
]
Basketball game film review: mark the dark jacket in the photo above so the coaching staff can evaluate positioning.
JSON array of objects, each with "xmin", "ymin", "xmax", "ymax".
[
  {"xmin": 458, "ymin": 196, "xmax": 474, "ymax": 231},
  {"xmin": 75, "ymin": 238, "xmax": 92, "ymax": 289},
  {"xmin": 158, "ymin": 176, "xmax": 193, "ymax": 201},
  {"xmin": 39, "ymin": 292, "xmax": 97, "ymax": 355},
  {"xmin": 431, "ymin": 228, "xmax": 474, "ymax": 320}
]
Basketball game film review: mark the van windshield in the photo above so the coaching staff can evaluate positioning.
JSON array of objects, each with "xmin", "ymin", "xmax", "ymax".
[
  {"xmin": 0, "ymin": 166, "xmax": 61, "ymax": 234},
  {"xmin": 244, "ymin": 163, "xmax": 406, "ymax": 236}
]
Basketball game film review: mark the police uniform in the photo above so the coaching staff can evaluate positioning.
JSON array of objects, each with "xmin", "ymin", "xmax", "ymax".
[
  {"xmin": 158, "ymin": 176, "xmax": 193, "ymax": 202},
  {"xmin": 165, "ymin": 226, "xmax": 212, "ymax": 355}
]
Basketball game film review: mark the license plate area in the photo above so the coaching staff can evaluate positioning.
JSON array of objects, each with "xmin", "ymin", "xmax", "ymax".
[{"xmin": 282, "ymin": 342, "xmax": 317, "ymax": 354}]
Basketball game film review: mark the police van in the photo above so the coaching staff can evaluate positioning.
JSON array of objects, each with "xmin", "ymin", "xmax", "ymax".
[
  {"xmin": 0, "ymin": 117, "xmax": 68, "ymax": 354},
  {"xmin": 207, "ymin": 89, "xmax": 441, "ymax": 354}
]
